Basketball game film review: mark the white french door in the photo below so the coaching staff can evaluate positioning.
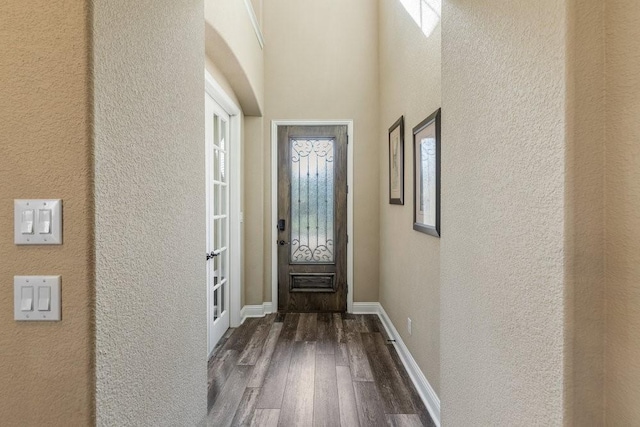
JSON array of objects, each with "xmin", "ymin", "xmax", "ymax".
[{"xmin": 206, "ymin": 92, "xmax": 231, "ymax": 353}]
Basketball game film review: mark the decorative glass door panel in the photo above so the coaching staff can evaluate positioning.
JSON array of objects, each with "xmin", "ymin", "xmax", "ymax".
[
  {"xmin": 206, "ymin": 92, "xmax": 230, "ymax": 354},
  {"xmin": 290, "ymin": 138, "xmax": 335, "ymax": 264}
]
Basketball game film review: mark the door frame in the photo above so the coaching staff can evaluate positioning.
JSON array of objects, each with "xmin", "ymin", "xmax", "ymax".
[
  {"xmin": 271, "ymin": 120, "xmax": 354, "ymax": 313},
  {"xmin": 205, "ymin": 70, "xmax": 243, "ymax": 331}
]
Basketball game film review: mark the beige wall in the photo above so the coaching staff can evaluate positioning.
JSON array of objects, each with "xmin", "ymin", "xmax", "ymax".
[
  {"xmin": 441, "ymin": 1, "xmax": 568, "ymax": 424},
  {"xmin": 262, "ymin": 0, "xmax": 380, "ymax": 304},
  {"xmin": 205, "ymin": 0, "xmax": 264, "ymax": 115},
  {"xmin": 605, "ymin": 0, "xmax": 640, "ymax": 424},
  {"xmin": 378, "ymin": 1, "xmax": 441, "ymax": 394},
  {"xmin": 0, "ymin": 1, "xmax": 94, "ymax": 424},
  {"xmin": 93, "ymin": 0, "xmax": 207, "ymax": 424},
  {"xmin": 244, "ymin": 116, "xmax": 266, "ymax": 305},
  {"xmin": 565, "ymin": 0, "xmax": 606, "ymax": 424}
]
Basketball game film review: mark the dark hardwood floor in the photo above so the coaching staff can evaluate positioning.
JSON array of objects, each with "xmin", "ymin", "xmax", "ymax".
[{"xmin": 207, "ymin": 313, "xmax": 435, "ymax": 427}]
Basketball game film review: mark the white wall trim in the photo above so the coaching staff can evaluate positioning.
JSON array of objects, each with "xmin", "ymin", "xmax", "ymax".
[
  {"xmin": 240, "ymin": 302, "xmax": 274, "ymax": 324},
  {"xmin": 271, "ymin": 120, "xmax": 354, "ymax": 313},
  {"xmin": 352, "ymin": 302, "xmax": 441, "ymax": 426},
  {"xmin": 243, "ymin": 0, "xmax": 265, "ymax": 50},
  {"xmin": 205, "ymin": 69, "xmax": 243, "ymax": 328},
  {"xmin": 350, "ymin": 302, "xmax": 380, "ymax": 314},
  {"xmin": 205, "ymin": 71, "xmax": 241, "ymax": 116}
]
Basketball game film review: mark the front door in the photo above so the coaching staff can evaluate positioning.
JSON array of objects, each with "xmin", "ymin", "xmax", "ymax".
[{"xmin": 277, "ymin": 125, "xmax": 348, "ymax": 312}]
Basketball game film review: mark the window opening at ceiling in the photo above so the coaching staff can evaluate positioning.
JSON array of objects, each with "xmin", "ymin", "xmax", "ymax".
[{"xmin": 399, "ymin": 0, "xmax": 441, "ymax": 37}]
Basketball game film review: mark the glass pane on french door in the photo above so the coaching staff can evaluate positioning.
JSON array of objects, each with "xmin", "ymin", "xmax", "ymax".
[{"xmin": 206, "ymin": 92, "xmax": 230, "ymax": 355}]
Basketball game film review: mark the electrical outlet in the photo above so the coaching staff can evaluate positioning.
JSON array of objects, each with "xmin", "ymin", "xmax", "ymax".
[{"xmin": 407, "ymin": 318, "xmax": 412, "ymax": 336}]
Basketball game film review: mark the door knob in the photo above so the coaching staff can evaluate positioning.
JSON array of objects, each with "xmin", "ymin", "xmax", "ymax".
[{"xmin": 278, "ymin": 240, "xmax": 290, "ymax": 246}]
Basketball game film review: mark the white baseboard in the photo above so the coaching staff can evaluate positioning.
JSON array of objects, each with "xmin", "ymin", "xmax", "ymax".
[
  {"xmin": 351, "ymin": 302, "xmax": 381, "ymax": 314},
  {"xmin": 353, "ymin": 302, "xmax": 441, "ymax": 427},
  {"xmin": 240, "ymin": 302, "xmax": 274, "ymax": 324}
]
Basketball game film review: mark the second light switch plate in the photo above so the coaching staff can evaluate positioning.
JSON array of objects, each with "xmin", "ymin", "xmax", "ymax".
[
  {"xmin": 14, "ymin": 199, "xmax": 62, "ymax": 245},
  {"xmin": 14, "ymin": 276, "xmax": 61, "ymax": 321}
]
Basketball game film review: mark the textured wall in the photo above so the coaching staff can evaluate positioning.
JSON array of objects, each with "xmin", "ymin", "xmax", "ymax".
[
  {"xmin": 93, "ymin": 0, "xmax": 207, "ymax": 424},
  {"xmin": 0, "ymin": 1, "xmax": 93, "ymax": 424},
  {"xmin": 262, "ymin": 0, "xmax": 380, "ymax": 303},
  {"xmin": 605, "ymin": 0, "xmax": 640, "ymax": 424},
  {"xmin": 378, "ymin": 0, "xmax": 441, "ymax": 394},
  {"xmin": 441, "ymin": 0, "xmax": 568, "ymax": 424},
  {"xmin": 565, "ymin": 0, "xmax": 606, "ymax": 424}
]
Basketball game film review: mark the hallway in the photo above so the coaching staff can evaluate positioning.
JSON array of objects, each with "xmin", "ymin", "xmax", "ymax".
[
  {"xmin": 5, "ymin": 0, "xmax": 640, "ymax": 424},
  {"xmin": 207, "ymin": 313, "xmax": 435, "ymax": 426}
]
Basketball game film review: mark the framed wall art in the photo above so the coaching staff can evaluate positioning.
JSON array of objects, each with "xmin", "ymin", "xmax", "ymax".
[
  {"xmin": 413, "ymin": 109, "xmax": 441, "ymax": 237},
  {"xmin": 388, "ymin": 116, "xmax": 405, "ymax": 205}
]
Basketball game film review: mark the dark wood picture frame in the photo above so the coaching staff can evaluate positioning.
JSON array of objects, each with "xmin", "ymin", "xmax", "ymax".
[
  {"xmin": 388, "ymin": 116, "xmax": 405, "ymax": 205},
  {"xmin": 413, "ymin": 109, "xmax": 441, "ymax": 237}
]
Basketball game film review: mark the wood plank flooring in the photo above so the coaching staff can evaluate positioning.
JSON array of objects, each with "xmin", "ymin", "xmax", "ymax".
[{"xmin": 207, "ymin": 313, "xmax": 435, "ymax": 427}]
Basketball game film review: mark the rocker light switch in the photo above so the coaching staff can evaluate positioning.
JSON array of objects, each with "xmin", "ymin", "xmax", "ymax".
[
  {"xmin": 37, "ymin": 287, "xmax": 51, "ymax": 311},
  {"xmin": 14, "ymin": 200, "xmax": 62, "ymax": 245},
  {"xmin": 21, "ymin": 210, "xmax": 34, "ymax": 234},
  {"xmin": 14, "ymin": 276, "xmax": 61, "ymax": 321},
  {"xmin": 38, "ymin": 209, "xmax": 51, "ymax": 234},
  {"xmin": 21, "ymin": 287, "xmax": 33, "ymax": 311}
]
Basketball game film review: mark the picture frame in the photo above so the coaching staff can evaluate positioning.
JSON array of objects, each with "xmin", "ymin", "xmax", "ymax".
[
  {"xmin": 388, "ymin": 116, "xmax": 405, "ymax": 205},
  {"xmin": 413, "ymin": 109, "xmax": 441, "ymax": 237}
]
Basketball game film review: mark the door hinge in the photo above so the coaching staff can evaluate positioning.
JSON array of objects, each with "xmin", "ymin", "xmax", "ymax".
[
  {"xmin": 347, "ymin": 185, "xmax": 349, "ymax": 194},
  {"xmin": 347, "ymin": 234, "xmax": 349, "ymax": 244}
]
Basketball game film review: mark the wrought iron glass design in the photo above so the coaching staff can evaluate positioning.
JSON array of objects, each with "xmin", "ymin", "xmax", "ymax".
[{"xmin": 290, "ymin": 138, "xmax": 335, "ymax": 263}]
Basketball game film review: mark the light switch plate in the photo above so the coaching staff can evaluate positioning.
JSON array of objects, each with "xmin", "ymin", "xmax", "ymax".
[
  {"xmin": 14, "ymin": 200, "xmax": 62, "ymax": 245},
  {"xmin": 14, "ymin": 276, "xmax": 61, "ymax": 321}
]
